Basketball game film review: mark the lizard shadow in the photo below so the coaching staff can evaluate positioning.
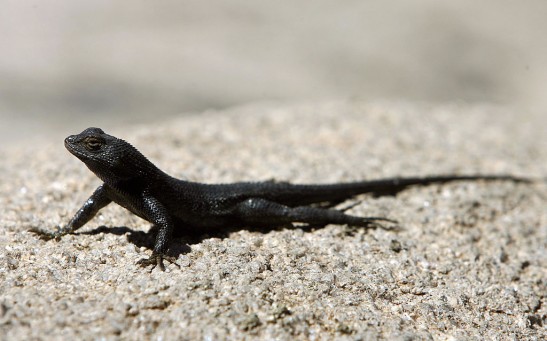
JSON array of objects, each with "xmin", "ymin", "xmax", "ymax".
[
  {"xmin": 78, "ymin": 197, "xmax": 392, "ymax": 259},
  {"xmin": 79, "ymin": 223, "xmax": 325, "ymax": 259},
  {"xmin": 69, "ymin": 183, "xmax": 434, "ymax": 259},
  {"xmin": 80, "ymin": 225, "xmax": 192, "ymax": 258}
]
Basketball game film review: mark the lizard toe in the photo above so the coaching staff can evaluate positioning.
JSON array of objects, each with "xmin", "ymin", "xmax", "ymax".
[
  {"xmin": 137, "ymin": 253, "xmax": 179, "ymax": 272},
  {"xmin": 29, "ymin": 227, "xmax": 64, "ymax": 241}
]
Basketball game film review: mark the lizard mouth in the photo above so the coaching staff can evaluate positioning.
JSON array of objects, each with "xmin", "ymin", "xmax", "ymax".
[
  {"xmin": 64, "ymin": 136, "xmax": 75, "ymax": 150},
  {"xmin": 64, "ymin": 135, "xmax": 85, "ymax": 159}
]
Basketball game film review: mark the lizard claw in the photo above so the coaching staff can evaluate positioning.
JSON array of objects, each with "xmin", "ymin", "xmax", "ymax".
[
  {"xmin": 361, "ymin": 217, "xmax": 400, "ymax": 230},
  {"xmin": 137, "ymin": 253, "xmax": 180, "ymax": 272},
  {"xmin": 344, "ymin": 218, "xmax": 400, "ymax": 235},
  {"xmin": 28, "ymin": 227, "xmax": 65, "ymax": 241}
]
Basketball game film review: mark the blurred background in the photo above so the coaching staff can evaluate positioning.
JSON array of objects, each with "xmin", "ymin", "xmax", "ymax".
[{"xmin": 1, "ymin": 0, "xmax": 546, "ymax": 146}]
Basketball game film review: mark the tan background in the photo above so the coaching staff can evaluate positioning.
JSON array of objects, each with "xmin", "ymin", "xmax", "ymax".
[
  {"xmin": 1, "ymin": 2, "xmax": 546, "ymax": 339},
  {"xmin": 1, "ymin": 1, "xmax": 546, "ymax": 146}
]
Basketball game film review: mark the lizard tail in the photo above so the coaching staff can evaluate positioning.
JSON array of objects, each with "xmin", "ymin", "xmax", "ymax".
[{"xmin": 263, "ymin": 174, "xmax": 531, "ymax": 207}]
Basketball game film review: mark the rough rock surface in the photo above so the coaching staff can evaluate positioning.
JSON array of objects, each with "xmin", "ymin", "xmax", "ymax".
[{"xmin": 1, "ymin": 101, "xmax": 546, "ymax": 340}]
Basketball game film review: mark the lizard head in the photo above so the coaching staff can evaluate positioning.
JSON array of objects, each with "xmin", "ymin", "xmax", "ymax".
[{"xmin": 65, "ymin": 127, "xmax": 157, "ymax": 183}]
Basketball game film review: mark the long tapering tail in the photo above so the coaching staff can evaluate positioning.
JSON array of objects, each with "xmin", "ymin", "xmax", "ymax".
[{"xmin": 258, "ymin": 174, "xmax": 531, "ymax": 207}]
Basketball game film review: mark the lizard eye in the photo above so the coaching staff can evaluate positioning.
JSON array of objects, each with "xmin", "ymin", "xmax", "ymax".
[{"xmin": 83, "ymin": 137, "xmax": 104, "ymax": 151}]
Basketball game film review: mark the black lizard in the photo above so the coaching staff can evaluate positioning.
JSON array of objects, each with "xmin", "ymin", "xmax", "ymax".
[{"xmin": 31, "ymin": 127, "xmax": 530, "ymax": 270}]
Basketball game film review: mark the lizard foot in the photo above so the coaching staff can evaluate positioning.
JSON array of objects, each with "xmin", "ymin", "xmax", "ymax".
[
  {"xmin": 361, "ymin": 217, "xmax": 400, "ymax": 230},
  {"xmin": 344, "ymin": 218, "xmax": 400, "ymax": 236},
  {"xmin": 28, "ymin": 227, "xmax": 66, "ymax": 241},
  {"xmin": 137, "ymin": 253, "xmax": 180, "ymax": 272}
]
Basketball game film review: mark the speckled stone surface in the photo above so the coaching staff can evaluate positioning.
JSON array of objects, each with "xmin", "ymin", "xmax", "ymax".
[{"xmin": 1, "ymin": 101, "xmax": 546, "ymax": 340}]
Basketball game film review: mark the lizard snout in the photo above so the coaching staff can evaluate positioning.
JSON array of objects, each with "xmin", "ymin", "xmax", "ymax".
[{"xmin": 64, "ymin": 135, "xmax": 76, "ymax": 145}]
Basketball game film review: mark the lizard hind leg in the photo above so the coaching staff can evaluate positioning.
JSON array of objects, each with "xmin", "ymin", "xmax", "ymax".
[{"xmin": 235, "ymin": 198, "xmax": 396, "ymax": 229}]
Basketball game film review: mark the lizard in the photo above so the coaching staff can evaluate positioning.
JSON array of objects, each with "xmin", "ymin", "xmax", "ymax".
[{"xmin": 30, "ymin": 127, "xmax": 531, "ymax": 271}]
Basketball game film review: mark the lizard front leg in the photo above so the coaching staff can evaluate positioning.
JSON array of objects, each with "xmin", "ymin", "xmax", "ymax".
[
  {"xmin": 136, "ymin": 194, "xmax": 180, "ymax": 271},
  {"xmin": 31, "ymin": 184, "xmax": 112, "ymax": 240}
]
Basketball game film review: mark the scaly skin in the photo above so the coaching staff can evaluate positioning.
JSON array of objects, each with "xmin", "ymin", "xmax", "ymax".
[{"xmin": 30, "ymin": 127, "xmax": 531, "ymax": 271}]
